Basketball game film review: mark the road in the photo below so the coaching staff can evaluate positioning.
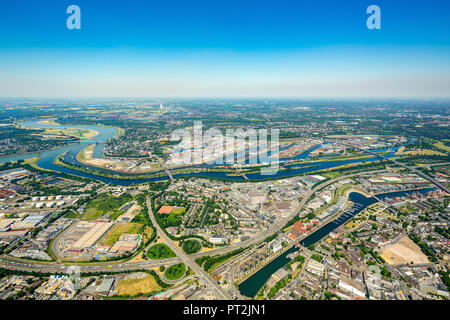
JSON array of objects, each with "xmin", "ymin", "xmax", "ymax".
[
  {"xmin": 156, "ymin": 157, "xmax": 174, "ymax": 182},
  {"xmin": 3, "ymin": 162, "xmax": 447, "ymax": 277},
  {"xmin": 145, "ymin": 198, "xmax": 232, "ymax": 300},
  {"xmin": 0, "ymin": 167, "xmax": 390, "ymax": 275},
  {"xmin": 202, "ymin": 167, "xmax": 392, "ymax": 254},
  {"xmin": 0, "ymin": 256, "xmax": 180, "ymax": 273},
  {"xmin": 346, "ymin": 144, "xmax": 449, "ymax": 194}
]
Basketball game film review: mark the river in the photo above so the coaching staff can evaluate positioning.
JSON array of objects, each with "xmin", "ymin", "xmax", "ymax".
[
  {"xmin": 238, "ymin": 188, "xmax": 435, "ymax": 298},
  {"xmin": 0, "ymin": 120, "xmax": 414, "ymax": 185},
  {"xmin": 0, "ymin": 121, "xmax": 429, "ymax": 296}
]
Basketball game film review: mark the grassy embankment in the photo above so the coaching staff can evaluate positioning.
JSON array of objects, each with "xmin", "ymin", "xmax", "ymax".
[
  {"xmin": 396, "ymin": 146, "xmax": 446, "ymax": 156},
  {"xmin": 165, "ymin": 263, "xmax": 186, "ymax": 280},
  {"xmin": 147, "ymin": 243, "xmax": 176, "ymax": 259}
]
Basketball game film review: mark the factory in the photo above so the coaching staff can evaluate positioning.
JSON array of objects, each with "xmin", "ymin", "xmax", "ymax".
[{"xmin": 0, "ymin": 168, "xmax": 31, "ymax": 182}]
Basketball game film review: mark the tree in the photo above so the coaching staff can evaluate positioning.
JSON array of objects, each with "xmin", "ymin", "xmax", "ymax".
[{"xmin": 381, "ymin": 266, "xmax": 391, "ymax": 278}]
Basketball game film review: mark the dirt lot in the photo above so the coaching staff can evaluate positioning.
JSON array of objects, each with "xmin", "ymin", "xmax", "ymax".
[
  {"xmin": 114, "ymin": 274, "xmax": 162, "ymax": 296},
  {"xmin": 381, "ymin": 236, "xmax": 429, "ymax": 265}
]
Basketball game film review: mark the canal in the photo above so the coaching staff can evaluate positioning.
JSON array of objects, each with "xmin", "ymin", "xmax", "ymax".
[
  {"xmin": 0, "ymin": 121, "xmax": 432, "ymax": 297},
  {"xmin": 238, "ymin": 188, "xmax": 435, "ymax": 298}
]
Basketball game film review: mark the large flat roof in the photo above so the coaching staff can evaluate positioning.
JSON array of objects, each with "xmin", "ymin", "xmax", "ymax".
[{"xmin": 71, "ymin": 221, "xmax": 114, "ymax": 250}]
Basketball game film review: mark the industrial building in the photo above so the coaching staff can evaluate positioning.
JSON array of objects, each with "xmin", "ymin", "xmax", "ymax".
[
  {"xmin": 96, "ymin": 278, "xmax": 116, "ymax": 296},
  {"xmin": 70, "ymin": 221, "xmax": 114, "ymax": 251},
  {"xmin": 109, "ymin": 233, "xmax": 142, "ymax": 254}
]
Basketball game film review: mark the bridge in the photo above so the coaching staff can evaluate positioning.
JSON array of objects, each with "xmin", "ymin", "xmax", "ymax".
[
  {"xmin": 156, "ymin": 157, "xmax": 174, "ymax": 182},
  {"xmin": 342, "ymin": 144, "xmax": 449, "ymax": 194},
  {"xmin": 146, "ymin": 198, "xmax": 231, "ymax": 300},
  {"xmin": 2, "ymin": 164, "xmax": 447, "ymax": 287}
]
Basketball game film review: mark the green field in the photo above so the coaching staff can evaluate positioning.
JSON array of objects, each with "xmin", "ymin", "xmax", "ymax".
[
  {"xmin": 170, "ymin": 207, "xmax": 186, "ymax": 214},
  {"xmin": 83, "ymin": 193, "xmax": 133, "ymax": 220},
  {"xmin": 157, "ymin": 206, "xmax": 186, "ymax": 227},
  {"xmin": 182, "ymin": 239, "xmax": 202, "ymax": 254},
  {"xmin": 100, "ymin": 222, "xmax": 144, "ymax": 246},
  {"xmin": 165, "ymin": 213, "xmax": 182, "ymax": 225},
  {"xmin": 321, "ymin": 171, "xmax": 343, "ymax": 179},
  {"xmin": 433, "ymin": 140, "xmax": 450, "ymax": 152},
  {"xmin": 165, "ymin": 263, "xmax": 186, "ymax": 280},
  {"xmin": 147, "ymin": 243, "xmax": 176, "ymax": 259}
]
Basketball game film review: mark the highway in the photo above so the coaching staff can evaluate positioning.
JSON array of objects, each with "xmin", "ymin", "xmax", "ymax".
[
  {"xmin": 145, "ymin": 198, "xmax": 232, "ymax": 300},
  {"xmin": 2, "ymin": 161, "xmax": 447, "ymax": 282},
  {"xmin": 0, "ymin": 168, "xmax": 391, "ymax": 275},
  {"xmin": 0, "ymin": 256, "xmax": 180, "ymax": 273}
]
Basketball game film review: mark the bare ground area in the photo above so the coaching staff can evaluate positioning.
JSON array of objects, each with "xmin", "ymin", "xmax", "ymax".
[
  {"xmin": 381, "ymin": 236, "xmax": 429, "ymax": 265},
  {"xmin": 114, "ymin": 274, "xmax": 162, "ymax": 296}
]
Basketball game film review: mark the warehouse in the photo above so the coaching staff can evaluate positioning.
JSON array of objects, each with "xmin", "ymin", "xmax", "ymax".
[
  {"xmin": 0, "ymin": 218, "xmax": 20, "ymax": 232},
  {"xmin": 70, "ymin": 221, "xmax": 114, "ymax": 251},
  {"xmin": 109, "ymin": 233, "xmax": 141, "ymax": 254},
  {"xmin": 96, "ymin": 278, "xmax": 116, "ymax": 296}
]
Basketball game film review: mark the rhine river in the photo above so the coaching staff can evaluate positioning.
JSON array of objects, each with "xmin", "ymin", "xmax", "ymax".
[
  {"xmin": 0, "ymin": 121, "xmax": 413, "ymax": 185},
  {"xmin": 0, "ymin": 121, "xmax": 427, "ymax": 297}
]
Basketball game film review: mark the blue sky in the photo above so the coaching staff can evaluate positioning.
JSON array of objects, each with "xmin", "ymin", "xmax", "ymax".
[{"xmin": 0, "ymin": 0, "xmax": 449, "ymax": 97}]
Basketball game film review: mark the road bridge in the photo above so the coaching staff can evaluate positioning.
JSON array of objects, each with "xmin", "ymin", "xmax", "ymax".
[
  {"xmin": 344, "ymin": 144, "xmax": 449, "ymax": 194},
  {"xmin": 4, "ymin": 164, "xmax": 448, "ymax": 279},
  {"xmin": 156, "ymin": 157, "xmax": 174, "ymax": 182},
  {"xmin": 146, "ymin": 198, "xmax": 232, "ymax": 300}
]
